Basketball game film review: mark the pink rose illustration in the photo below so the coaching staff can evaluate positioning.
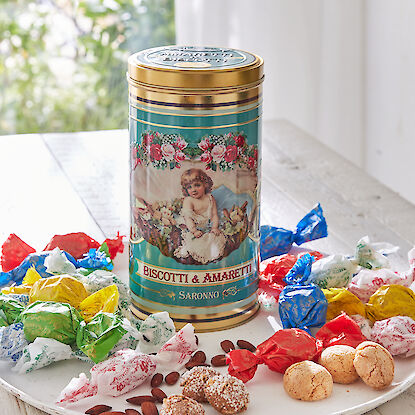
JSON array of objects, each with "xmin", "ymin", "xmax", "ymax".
[
  {"xmin": 253, "ymin": 148, "xmax": 258, "ymax": 160},
  {"xmin": 224, "ymin": 145, "xmax": 238, "ymax": 162},
  {"xmin": 211, "ymin": 144, "xmax": 226, "ymax": 162},
  {"xmin": 248, "ymin": 156, "xmax": 256, "ymax": 170},
  {"xmin": 161, "ymin": 143, "xmax": 175, "ymax": 161},
  {"xmin": 175, "ymin": 137, "xmax": 187, "ymax": 150},
  {"xmin": 174, "ymin": 150, "xmax": 186, "ymax": 163},
  {"xmin": 234, "ymin": 135, "xmax": 245, "ymax": 147},
  {"xmin": 143, "ymin": 133, "xmax": 154, "ymax": 146},
  {"xmin": 150, "ymin": 144, "xmax": 162, "ymax": 161},
  {"xmin": 198, "ymin": 137, "xmax": 211, "ymax": 151},
  {"xmin": 200, "ymin": 151, "xmax": 213, "ymax": 164}
]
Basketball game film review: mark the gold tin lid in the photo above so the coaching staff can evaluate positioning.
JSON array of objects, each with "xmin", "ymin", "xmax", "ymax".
[{"xmin": 128, "ymin": 45, "xmax": 264, "ymax": 90}]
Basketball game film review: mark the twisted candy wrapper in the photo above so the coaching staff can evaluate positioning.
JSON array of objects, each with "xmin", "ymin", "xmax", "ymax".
[
  {"xmin": 366, "ymin": 284, "xmax": 415, "ymax": 322},
  {"xmin": 371, "ymin": 316, "xmax": 415, "ymax": 357},
  {"xmin": 137, "ymin": 311, "xmax": 176, "ymax": 354},
  {"xmin": 29, "ymin": 275, "xmax": 89, "ymax": 309},
  {"xmin": 260, "ymin": 254, "xmax": 297, "ymax": 285},
  {"xmin": 1, "ymin": 234, "xmax": 35, "ymax": 272},
  {"xmin": 355, "ymin": 236, "xmax": 390, "ymax": 270},
  {"xmin": 57, "ymin": 323, "xmax": 197, "ymax": 405},
  {"xmin": 0, "ymin": 294, "xmax": 25, "ymax": 324},
  {"xmin": 316, "ymin": 312, "xmax": 367, "ymax": 348},
  {"xmin": 279, "ymin": 254, "xmax": 328, "ymax": 332},
  {"xmin": 323, "ymin": 288, "xmax": 366, "ymax": 321},
  {"xmin": 2, "ymin": 267, "xmax": 42, "ymax": 295},
  {"xmin": 260, "ymin": 203, "xmax": 328, "ymax": 260},
  {"xmin": 44, "ymin": 232, "xmax": 100, "ymax": 260},
  {"xmin": 0, "ymin": 322, "xmax": 29, "ymax": 362},
  {"xmin": 227, "ymin": 328, "xmax": 323, "ymax": 382},
  {"xmin": 44, "ymin": 248, "xmax": 77, "ymax": 275},
  {"xmin": 78, "ymin": 249, "xmax": 113, "ymax": 271}
]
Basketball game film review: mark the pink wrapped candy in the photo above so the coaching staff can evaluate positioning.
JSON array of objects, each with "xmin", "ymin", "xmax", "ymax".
[{"xmin": 371, "ymin": 316, "xmax": 415, "ymax": 357}]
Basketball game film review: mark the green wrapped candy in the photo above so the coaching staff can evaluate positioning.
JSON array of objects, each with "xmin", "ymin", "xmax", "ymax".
[
  {"xmin": 0, "ymin": 294, "xmax": 25, "ymax": 325},
  {"xmin": 76, "ymin": 312, "xmax": 127, "ymax": 363},
  {"xmin": 0, "ymin": 311, "xmax": 8, "ymax": 327},
  {"xmin": 21, "ymin": 301, "xmax": 82, "ymax": 345}
]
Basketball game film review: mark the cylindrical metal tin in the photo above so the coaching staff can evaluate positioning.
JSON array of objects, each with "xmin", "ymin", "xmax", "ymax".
[{"xmin": 127, "ymin": 46, "xmax": 264, "ymax": 332}]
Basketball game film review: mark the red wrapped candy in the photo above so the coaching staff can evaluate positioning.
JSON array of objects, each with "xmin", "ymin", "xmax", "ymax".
[
  {"xmin": 227, "ymin": 328, "xmax": 323, "ymax": 382},
  {"xmin": 260, "ymin": 254, "xmax": 297, "ymax": 285},
  {"xmin": 316, "ymin": 312, "xmax": 367, "ymax": 348},
  {"xmin": 102, "ymin": 232, "xmax": 125, "ymax": 260},
  {"xmin": 258, "ymin": 279, "xmax": 284, "ymax": 302},
  {"xmin": 297, "ymin": 250, "xmax": 324, "ymax": 261},
  {"xmin": 44, "ymin": 232, "xmax": 100, "ymax": 259},
  {"xmin": 1, "ymin": 234, "xmax": 35, "ymax": 272}
]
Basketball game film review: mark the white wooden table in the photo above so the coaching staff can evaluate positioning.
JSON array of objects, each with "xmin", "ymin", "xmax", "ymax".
[{"xmin": 1, "ymin": 120, "xmax": 414, "ymax": 414}]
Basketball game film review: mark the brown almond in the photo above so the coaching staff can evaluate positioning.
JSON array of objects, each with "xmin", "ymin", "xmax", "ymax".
[
  {"xmin": 126, "ymin": 395, "xmax": 156, "ymax": 405},
  {"xmin": 220, "ymin": 340, "xmax": 235, "ymax": 353},
  {"xmin": 237, "ymin": 339, "xmax": 256, "ymax": 352},
  {"xmin": 165, "ymin": 371, "xmax": 180, "ymax": 385},
  {"xmin": 150, "ymin": 373, "xmax": 163, "ymax": 388},
  {"xmin": 141, "ymin": 401, "xmax": 158, "ymax": 415},
  {"xmin": 151, "ymin": 387, "xmax": 167, "ymax": 403},
  {"xmin": 211, "ymin": 354, "xmax": 227, "ymax": 367},
  {"xmin": 85, "ymin": 405, "xmax": 112, "ymax": 415},
  {"xmin": 125, "ymin": 410, "xmax": 141, "ymax": 415},
  {"xmin": 185, "ymin": 350, "xmax": 207, "ymax": 369}
]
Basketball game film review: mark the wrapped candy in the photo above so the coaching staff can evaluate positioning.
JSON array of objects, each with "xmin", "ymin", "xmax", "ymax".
[
  {"xmin": 102, "ymin": 232, "xmax": 125, "ymax": 260},
  {"xmin": 258, "ymin": 279, "xmax": 284, "ymax": 304},
  {"xmin": 13, "ymin": 337, "xmax": 73, "ymax": 374},
  {"xmin": 322, "ymin": 288, "xmax": 366, "ymax": 320},
  {"xmin": 350, "ymin": 314, "xmax": 373, "ymax": 339},
  {"xmin": 0, "ymin": 322, "xmax": 29, "ymax": 362},
  {"xmin": 0, "ymin": 294, "xmax": 25, "ymax": 324},
  {"xmin": 2, "ymin": 267, "xmax": 42, "ymax": 295},
  {"xmin": 29, "ymin": 275, "xmax": 89, "ymax": 309},
  {"xmin": 1, "ymin": 234, "xmax": 35, "ymax": 272},
  {"xmin": 316, "ymin": 312, "xmax": 367, "ymax": 348},
  {"xmin": 44, "ymin": 248, "xmax": 77, "ymax": 275},
  {"xmin": 260, "ymin": 254, "xmax": 297, "ymax": 285},
  {"xmin": 76, "ymin": 312, "xmax": 127, "ymax": 363},
  {"xmin": 355, "ymin": 236, "xmax": 390, "ymax": 270},
  {"xmin": 0, "ymin": 250, "xmax": 78, "ymax": 287},
  {"xmin": 278, "ymin": 254, "xmax": 328, "ymax": 332},
  {"xmin": 21, "ymin": 301, "xmax": 82, "ymax": 345},
  {"xmin": 371, "ymin": 316, "xmax": 415, "ymax": 357},
  {"xmin": 78, "ymin": 285, "xmax": 119, "ymax": 323},
  {"xmin": 227, "ymin": 328, "xmax": 323, "ymax": 382},
  {"xmin": 44, "ymin": 232, "xmax": 100, "ymax": 260},
  {"xmin": 77, "ymin": 248, "xmax": 113, "ymax": 271},
  {"xmin": 307, "ymin": 255, "xmax": 357, "ymax": 289},
  {"xmin": 366, "ymin": 284, "xmax": 415, "ymax": 322},
  {"xmin": 137, "ymin": 311, "xmax": 176, "ymax": 354},
  {"xmin": 57, "ymin": 324, "xmax": 197, "ymax": 405},
  {"xmin": 260, "ymin": 203, "xmax": 328, "ymax": 260}
]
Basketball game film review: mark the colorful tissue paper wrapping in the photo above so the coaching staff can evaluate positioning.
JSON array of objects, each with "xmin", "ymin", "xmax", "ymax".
[
  {"xmin": 1, "ymin": 234, "xmax": 36, "ymax": 272},
  {"xmin": 0, "ymin": 322, "xmax": 29, "ymax": 362},
  {"xmin": 227, "ymin": 328, "xmax": 323, "ymax": 382},
  {"xmin": 260, "ymin": 254, "xmax": 297, "ymax": 285},
  {"xmin": 260, "ymin": 203, "xmax": 328, "ymax": 260},
  {"xmin": 316, "ymin": 312, "xmax": 367, "ymax": 348},
  {"xmin": 355, "ymin": 236, "xmax": 390, "ymax": 270},
  {"xmin": 2, "ymin": 267, "xmax": 42, "ymax": 295},
  {"xmin": 279, "ymin": 254, "xmax": 328, "ymax": 332},
  {"xmin": 0, "ymin": 294, "xmax": 25, "ymax": 324},
  {"xmin": 323, "ymin": 288, "xmax": 366, "ymax": 321},
  {"xmin": 44, "ymin": 232, "xmax": 100, "ymax": 260},
  {"xmin": 102, "ymin": 233, "xmax": 125, "ymax": 260},
  {"xmin": 371, "ymin": 316, "xmax": 415, "ymax": 357},
  {"xmin": 29, "ymin": 275, "xmax": 89, "ymax": 309},
  {"xmin": 366, "ymin": 284, "xmax": 415, "ymax": 322},
  {"xmin": 78, "ymin": 285, "xmax": 119, "ymax": 323},
  {"xmin": 21, "ymin": 301, "xmax": 82, "ymax": 345},
  {"xmin": 44, "ymin": 248, "xmax": 77, "ymax": 275},
  {"xmin": 77, "ymin": 249, "xmax": 113, "ymax": 271}
]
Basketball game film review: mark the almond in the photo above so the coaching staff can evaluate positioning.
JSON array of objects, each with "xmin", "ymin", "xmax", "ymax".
[
  {"xmin": 126, "ymin": 395, "xmax": 156, "ymax": 405},
  {"xmin": 151, "ymin": 387, "xmax": 167, "ymax": 403},
  {"xmin": 185, "ymin": 350, "xmax": 206, "ymax": 369},
  {"xmin": 165, "ymin": 371, "xmax": 180, "ymax": 385},
  {"xmin": 220, "ymin": 340, "xmax": 235, "ymax": 353},
  {"xmin": 150, "ymin": 373, "xmax": 163, "ymax": 388},
  {"xmin": 237, "ymin": 339, "xmax": 256, "ymax": 352},
  {"xmin": 211, "ymin": 354, "xmax": 227, "ymax": 367},
  {"xmin": 85, "ymin": 405, "xmax": 112, "ymax": 415},
  {"xmin": 141, "ymin": 401, "xmax": 158, "ymax": 415}
]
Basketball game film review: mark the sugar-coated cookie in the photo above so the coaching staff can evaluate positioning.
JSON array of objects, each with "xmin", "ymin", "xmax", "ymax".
[
  {"xmin": 353, "ymin": 341, "xmax": 394, "ymax": 389},
  {"xmin": 283, "ymin": 360, "xmax": 333, "ymax": 401},
  {"xmin": 180, "ymin": 366, "xmax": 220, "ymax": 402},
  {"xmin": 204, "ymin": 374, "xmax": 249, "ymax": 414},
  {"xmin": 160, "ymin": 394, "xmax": 205, "ymax": 415},
  {"xmin": 318, "ymin": 345, "xmax": 359, "ymax": 384}
]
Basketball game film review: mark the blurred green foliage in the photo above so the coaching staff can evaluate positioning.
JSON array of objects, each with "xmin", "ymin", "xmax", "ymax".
[{"xmin": 0, "ymin": 0, "xmax": 175, "ymax": 134}]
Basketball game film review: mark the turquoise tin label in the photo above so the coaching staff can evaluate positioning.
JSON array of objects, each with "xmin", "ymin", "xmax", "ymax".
[{"xmin": 129, "ymin": 103, "xmax": 261, "ymax": 317}]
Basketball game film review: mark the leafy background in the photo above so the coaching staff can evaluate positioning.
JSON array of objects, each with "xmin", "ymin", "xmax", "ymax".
[{"xmin": 0, "ymin": 0, "xmax": 175, "ymax": 134}]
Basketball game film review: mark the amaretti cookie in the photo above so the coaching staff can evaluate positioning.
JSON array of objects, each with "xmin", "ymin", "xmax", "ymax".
[
  {"xmin": 283, "ymin": 360, "xmax": 333, "ymax": 401},
  {"xmin": 160, "ymin": 394, "xmax": 205, "ymax": 415},
  {"xmin": 353, "ymin": 341, "xmax": 394, "ymax": 389},
  {"xmin": 180, "ymin": 366, "xmax": 220, "ymax": 402},
  {"xmin": 318, "ymin": 345, "xmax": 359, "ymax": 384}
]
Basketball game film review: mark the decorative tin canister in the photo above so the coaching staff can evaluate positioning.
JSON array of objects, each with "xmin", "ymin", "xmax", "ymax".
[{"xmin": 127, "ymin": 46, "xmax": 264, "ymax": 331}]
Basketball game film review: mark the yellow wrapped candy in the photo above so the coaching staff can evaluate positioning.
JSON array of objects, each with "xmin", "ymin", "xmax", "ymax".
[
  {"xmin": 79, "ymin": 284, "xmax": 119, "ymax": 323},
  {"xmin": 323, "ymin": 287, "xmax": 367, "ymax": 321},
  {"xmin": 366, "ymin": 284, "xmax": 415, "ymax": 322},
  {"xmin": 2, "ymin": 267, "xmax": 42, "ymax": 295},
  {"xmin": 29, "ymin": 275, "xmax": 89, "ymax": 308}
]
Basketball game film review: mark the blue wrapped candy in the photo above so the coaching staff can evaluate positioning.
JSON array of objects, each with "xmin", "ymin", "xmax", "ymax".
[
  {"xmin": 260, "ymin": 203, "xmax": 328, "ymax": 260},
  {"xmin": 77, "ymin": 249, "xmax": 113, "ymax": 271},
  {"xmin": 278, "ymin": 254, "xmax": 328, "ymax": 333},
  {"xmin": 0, "ymin": 251, "xmax": 78, "ymax": 287}
]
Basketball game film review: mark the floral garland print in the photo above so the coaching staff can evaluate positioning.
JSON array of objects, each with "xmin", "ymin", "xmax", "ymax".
[{"xmin": 132, "ymin": 131, "xmax": 258, "ymax": 172}]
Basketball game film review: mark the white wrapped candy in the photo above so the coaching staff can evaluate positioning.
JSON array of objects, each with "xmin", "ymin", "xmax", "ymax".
[
  {"xmin": 44, "ymin": 247, "xmax": 77, "ymax": 275},
  {"xmin": 350, "ymin": 314, "xmax": 373, "ymax": 339},
  {"xmin": 0, "ymin": 322, "xmax": 28, "ymax": 362},
  {"xmin": 371, "ymin": 316, "xmax": 415, "ymax": 357},
  {"xmin": 355, "ymin": 236, "xmax": 390, "ymax": 270}
]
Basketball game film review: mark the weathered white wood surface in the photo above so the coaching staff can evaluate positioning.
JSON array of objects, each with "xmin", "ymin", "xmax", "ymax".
[{"xmin": 0, "ymin": 119, "xmax": 414, "ymax": 414}]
